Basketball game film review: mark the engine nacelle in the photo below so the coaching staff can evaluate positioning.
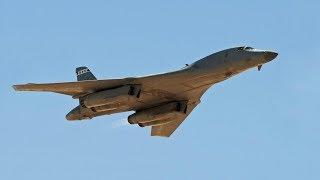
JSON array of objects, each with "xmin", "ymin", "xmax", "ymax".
[
  {"xmin": 138, "ymin": 117, "xmax": 176, "ymax": 127},
  {"xmin": 128, "ymin": 101, "xmax": 187, "ymax": 126},
  {"xmin": 66, "ymin": 106, "xmax": 91, "ymax": 121},
  {"xmin": 81, "ymin": 85, "xmax": 141, "ymax": 109}
]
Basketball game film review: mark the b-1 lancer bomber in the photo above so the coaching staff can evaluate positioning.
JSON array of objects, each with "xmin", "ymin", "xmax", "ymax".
[{"xmin": 13, "ymin": 46, "xmax": 278, "ymax": 137}]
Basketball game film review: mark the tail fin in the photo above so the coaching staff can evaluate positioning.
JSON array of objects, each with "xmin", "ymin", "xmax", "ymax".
[{"xmin": 76, "ymin": 66, "xmax": 97, "ymax": 81}]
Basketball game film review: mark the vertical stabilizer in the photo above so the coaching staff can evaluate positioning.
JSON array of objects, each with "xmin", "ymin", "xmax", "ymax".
[{"xmin": 76, "ymin": 66, "xmax": 97, "ymax": 81}]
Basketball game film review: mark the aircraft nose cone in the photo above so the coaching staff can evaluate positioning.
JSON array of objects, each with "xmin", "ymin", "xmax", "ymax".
[{"xmin": 264, "ymin": 51, "xmax": 278, "ymax": 61}]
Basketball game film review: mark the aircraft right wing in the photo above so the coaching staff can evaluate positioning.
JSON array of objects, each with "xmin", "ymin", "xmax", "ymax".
[{"xmin": 151, "ymin": 100, "xmax": 200, "ymax": 137}]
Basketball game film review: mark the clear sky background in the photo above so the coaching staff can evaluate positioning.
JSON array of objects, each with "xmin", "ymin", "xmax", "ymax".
[{"xmin": 1, "ymin": 0, "xmax": 320, "ymax": 179}]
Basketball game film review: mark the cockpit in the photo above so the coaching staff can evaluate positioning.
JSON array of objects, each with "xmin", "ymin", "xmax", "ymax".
[{"xmin": 236, "ymin": 46, "xmax": 254, "ymax": 51}]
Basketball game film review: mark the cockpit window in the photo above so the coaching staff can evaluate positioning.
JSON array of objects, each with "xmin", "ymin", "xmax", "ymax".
[{"xmin": 237, "ymin": 46, "xmax": 254, "ymax": 51}]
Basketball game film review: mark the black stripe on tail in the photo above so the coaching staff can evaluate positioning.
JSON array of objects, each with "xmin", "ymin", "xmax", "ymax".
[{"xmin": 76, "ymin": 66, "xmax": 97, "ymax": 81}]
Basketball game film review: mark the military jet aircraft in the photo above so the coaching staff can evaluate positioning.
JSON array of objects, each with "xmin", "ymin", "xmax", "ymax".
[{"xmin": 13, "ymin": 46, "xmax": 278, "ymax": 137}]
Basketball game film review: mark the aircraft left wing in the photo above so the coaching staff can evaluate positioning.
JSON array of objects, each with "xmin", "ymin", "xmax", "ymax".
[
  {"xmin": 151, "ymin": 100, "xmax": 200, "ymax": 137},
  {"xmin": 12, "ymin": 78, "xmax": 134, "ymax": 96},
  {"xmin": 13, "ymin": 68, "xmax": 212, "ymax": 99}
]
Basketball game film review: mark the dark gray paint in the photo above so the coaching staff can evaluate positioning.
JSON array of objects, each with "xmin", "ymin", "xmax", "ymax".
[{"xmin": 13, "ymin": 46, "xmax": 278, "ymax": 137}]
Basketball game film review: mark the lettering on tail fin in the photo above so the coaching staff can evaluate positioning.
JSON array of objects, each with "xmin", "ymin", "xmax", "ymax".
[
  {"xmin": 77, "ymin": 68, "xmax": 89, "ymax": 76},
  {"xmin": 76, "ymin": 66, "xmax": 97, "ymax": 81}
]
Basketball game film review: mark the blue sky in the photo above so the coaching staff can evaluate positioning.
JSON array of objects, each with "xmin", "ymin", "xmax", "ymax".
[{"xmin": 1, "ymin": 0, "xmax": 320, "ymax": 179}]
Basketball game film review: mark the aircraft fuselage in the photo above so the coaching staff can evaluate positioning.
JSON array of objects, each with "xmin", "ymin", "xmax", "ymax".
[{"xmin": 66, "ymin": 46, "xmax": 278, "ymax": 120}]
